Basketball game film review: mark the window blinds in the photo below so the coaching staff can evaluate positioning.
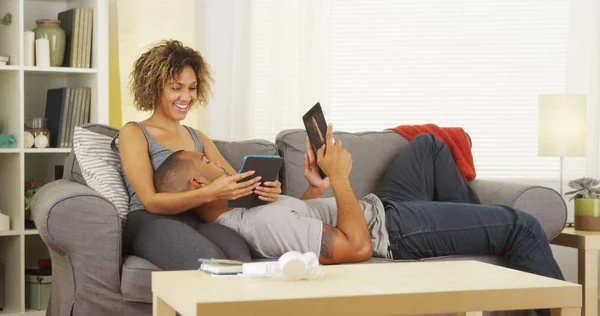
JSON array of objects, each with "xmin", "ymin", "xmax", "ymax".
[{"xmin": 328, "ymin": 0, "xmax": 580, "ymax": 179}]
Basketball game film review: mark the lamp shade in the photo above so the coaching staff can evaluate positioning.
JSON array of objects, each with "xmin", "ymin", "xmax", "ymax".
[{"xmin": 537, "ymin": 94, "xmax": 586, "ymax": 157}]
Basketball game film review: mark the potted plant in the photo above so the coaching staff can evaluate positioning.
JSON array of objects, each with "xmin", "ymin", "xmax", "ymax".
[{"xmin": 565, "ymin": 177, "xmax": 600, "ymax": 231}]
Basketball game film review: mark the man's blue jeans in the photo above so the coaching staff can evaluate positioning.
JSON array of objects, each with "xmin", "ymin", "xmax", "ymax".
[{"xmin": 376, "ymin": 134, "xmax": 564, "ymax": 316}]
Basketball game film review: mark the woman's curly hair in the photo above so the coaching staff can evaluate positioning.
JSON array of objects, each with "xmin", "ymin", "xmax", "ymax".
[{"xmin": 129, "ymin": 40, "xmax": 214, "ymax": 111}]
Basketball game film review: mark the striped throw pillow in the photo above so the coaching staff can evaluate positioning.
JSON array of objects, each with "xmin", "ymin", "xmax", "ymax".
[{"xmin": 73, "ymin": 126, "xmax": 129, "ymax": 222}]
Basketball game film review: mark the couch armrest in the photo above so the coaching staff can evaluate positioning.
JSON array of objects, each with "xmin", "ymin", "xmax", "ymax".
[
  {"xmin": 31, "ymin": 179, "xmax": 124, "ymax": 316},
  {"xmin": 469, "ymin": 179, "xmax": 567, "ymax": 240}
]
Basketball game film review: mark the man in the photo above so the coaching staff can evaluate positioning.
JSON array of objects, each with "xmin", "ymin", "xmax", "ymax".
[{"xmin": 154, "ymin": 124, "xmax": 564, "ymax": 280}]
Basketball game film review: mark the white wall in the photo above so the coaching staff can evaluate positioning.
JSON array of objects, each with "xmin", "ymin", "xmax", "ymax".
[{"xmin": 194, "ymin": 0, "xmax": 239, "ymax": 140}]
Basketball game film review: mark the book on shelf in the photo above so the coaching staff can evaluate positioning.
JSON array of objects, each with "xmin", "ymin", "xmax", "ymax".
[
  {"xmin": 58, "ymin": 7, "xmax": 94, "ymax": 68},
  {"xmin": 44, "ymin": 87, "xmax": 92, "ymax": 148},
  {"xmin": 198, "ymin": 258, "xmax": 243, "ymax": 275}
]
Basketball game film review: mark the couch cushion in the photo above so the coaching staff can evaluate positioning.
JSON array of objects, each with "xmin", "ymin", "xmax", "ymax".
[
  {"xmin": 73, "ymin": 127, "xmax": 129, "ymax": 221},
  {"xmin": 64, "ymin": 123, "xmax": 120, "ymax": 185},
  {"xmin": 275, "ymin": 129, "xmax": 409, "ymax": 199},
  {"xmin": 213, "ymin": 139, "xmax": 278, "ymax": 170},
  {"xmin": 121, "ymin": 256, "xmax": 160, "ymax": 303}
]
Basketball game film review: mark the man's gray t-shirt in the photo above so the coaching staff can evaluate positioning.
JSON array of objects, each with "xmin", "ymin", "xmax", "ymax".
[{"xmin": 214, "ymin": 194, "xmax": 389, "ymax": 259}]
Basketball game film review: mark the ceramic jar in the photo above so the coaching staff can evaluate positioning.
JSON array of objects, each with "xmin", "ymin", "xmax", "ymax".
[{"xmin": 33, "ymin": 19, "xmax": 65, "ymax": 67}]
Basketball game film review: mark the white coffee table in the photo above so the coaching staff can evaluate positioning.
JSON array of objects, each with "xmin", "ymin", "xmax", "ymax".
[{"xmin": 152, "ymin": 260, "xmax": 581, "ymax": 316}]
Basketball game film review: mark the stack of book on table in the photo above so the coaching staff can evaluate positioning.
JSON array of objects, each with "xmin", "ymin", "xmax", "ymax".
[{"xmin": 198, "ymin": 258, "xmax": 243, "ymax": 275}]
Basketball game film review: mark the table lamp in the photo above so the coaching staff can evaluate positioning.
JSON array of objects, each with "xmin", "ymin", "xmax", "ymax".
[{"xmin": 537, "ymin": 94, "xmax": 587, "ymax": 196}]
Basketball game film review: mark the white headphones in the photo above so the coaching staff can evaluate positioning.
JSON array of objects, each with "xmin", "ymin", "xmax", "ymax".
[{"xmin": 242, "ymin": 251, "xmax": 323, "ymax": 281}]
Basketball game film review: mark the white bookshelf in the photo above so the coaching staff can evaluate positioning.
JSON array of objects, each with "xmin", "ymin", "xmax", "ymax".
[{"xmin": 0, "ymin": 0, "xmax": 108, "ymax": 315}]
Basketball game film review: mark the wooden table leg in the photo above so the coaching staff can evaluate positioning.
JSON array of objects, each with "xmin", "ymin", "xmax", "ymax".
[
  {"xmin": 551, "ymin": 307, "xmax": 582, "ymax": 316},
  {"xmin": 579, "ymin": 249, "xmax": 598, "ymax": 316},
  {"xmin": 153, "ymin": 293, "xmax": 176, "ymax": 316}
]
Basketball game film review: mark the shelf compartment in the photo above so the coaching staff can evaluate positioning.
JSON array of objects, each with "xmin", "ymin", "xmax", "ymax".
[
  {"xmin": 24, "ymin": 72, "xmax": 97, "ymax": 120},
  {"xmin": 0, "ymin": 154, "xmax": 21, "ymax": 232},
  {"xmin": 24, "ymin": 72, "xmax": 96, "ymax": 150},
  {"xmin": 0, "ymin": 231, "xmax": 19, "ymax": 237},
  {"xmin": 0, "ymin": 0, "xmax": 21, "ymax": 67},
  {"xmin": 24, "ymin": 235, "xmax": 50, "ymax": 312},
  {"xmin": 24, "ymin": 152, "xmax": 67, "ymax": 229},
  {"xmin": 0, "ymin": 236, "xmax": 22, "ymax": 315},
  {"xmin": 24, "ymin": 0, "xmax": 99, "ymax": 70},
  {"xmin": 25, "ymin": 152, "xmax": 66, "ymax": 186},
  {"xmin": 0, "ymin": 71, "xmax": 22, "ymax": 150},
  {"xmin": 24, "ymin": 235, "xmax": 48, "ymax": 270}
]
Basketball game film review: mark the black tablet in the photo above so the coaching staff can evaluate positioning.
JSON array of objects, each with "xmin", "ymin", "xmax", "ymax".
[
  {"xmin": 226, "ymin": 155, "xmax": 284, "ymax": 208},
  {"xmin": 302, "ymin": 102, "xmax": 328, "ymax": 178}
]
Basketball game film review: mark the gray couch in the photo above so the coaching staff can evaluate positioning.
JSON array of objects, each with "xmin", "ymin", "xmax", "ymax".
[{"xmin": 32, "ymin": 124, "xmax": 567, "ymax": 316}]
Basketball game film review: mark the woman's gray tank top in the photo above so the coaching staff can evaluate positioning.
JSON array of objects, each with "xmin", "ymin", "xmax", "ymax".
[{"xmin": 114, "ymin": 122, "xmax": 204, "ymax": 212}]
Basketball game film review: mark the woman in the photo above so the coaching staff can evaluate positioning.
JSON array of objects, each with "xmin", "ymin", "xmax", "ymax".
[{"xmin": 114, "ymin": 40, "xmax": 282, "ymax": 270}]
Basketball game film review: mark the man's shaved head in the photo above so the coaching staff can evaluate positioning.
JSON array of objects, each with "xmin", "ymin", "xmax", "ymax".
[
  {"xmin": 153, "ymin": 150, "xmax": 195, "ymax": 193},
  {"xmin": 153, "ymin": 150, "xmax": 230, "ymax": 193}
]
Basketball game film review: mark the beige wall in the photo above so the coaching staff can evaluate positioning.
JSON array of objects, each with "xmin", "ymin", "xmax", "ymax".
[
  {"xmin": 108, "ymin": 0, "xmax": 121, "ymax": 128},
  {"xmin": 109, "ymin": 0, "xmax": 207, "ymax": 130}
]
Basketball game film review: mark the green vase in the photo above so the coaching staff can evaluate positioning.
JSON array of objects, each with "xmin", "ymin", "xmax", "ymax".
[
  {"xmin": 574, "ymin": 198, "xmax": 600, "ymax": 231},
  {"xmin": 33, "ymin": 19, "xmax": 66, "ymax": 67}
]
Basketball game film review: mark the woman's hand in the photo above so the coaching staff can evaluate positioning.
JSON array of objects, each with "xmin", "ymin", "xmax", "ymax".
[
  {"xmin": 304, "ymin": 136, "xmax": 330, "ymax": 192},
  {"xmin": 254, "ymin": 180, "xmax": 282, "ymax": 202},
  {"xmin": 205, "ymin": 171, "xmax": 262, "ymax": 201}
]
